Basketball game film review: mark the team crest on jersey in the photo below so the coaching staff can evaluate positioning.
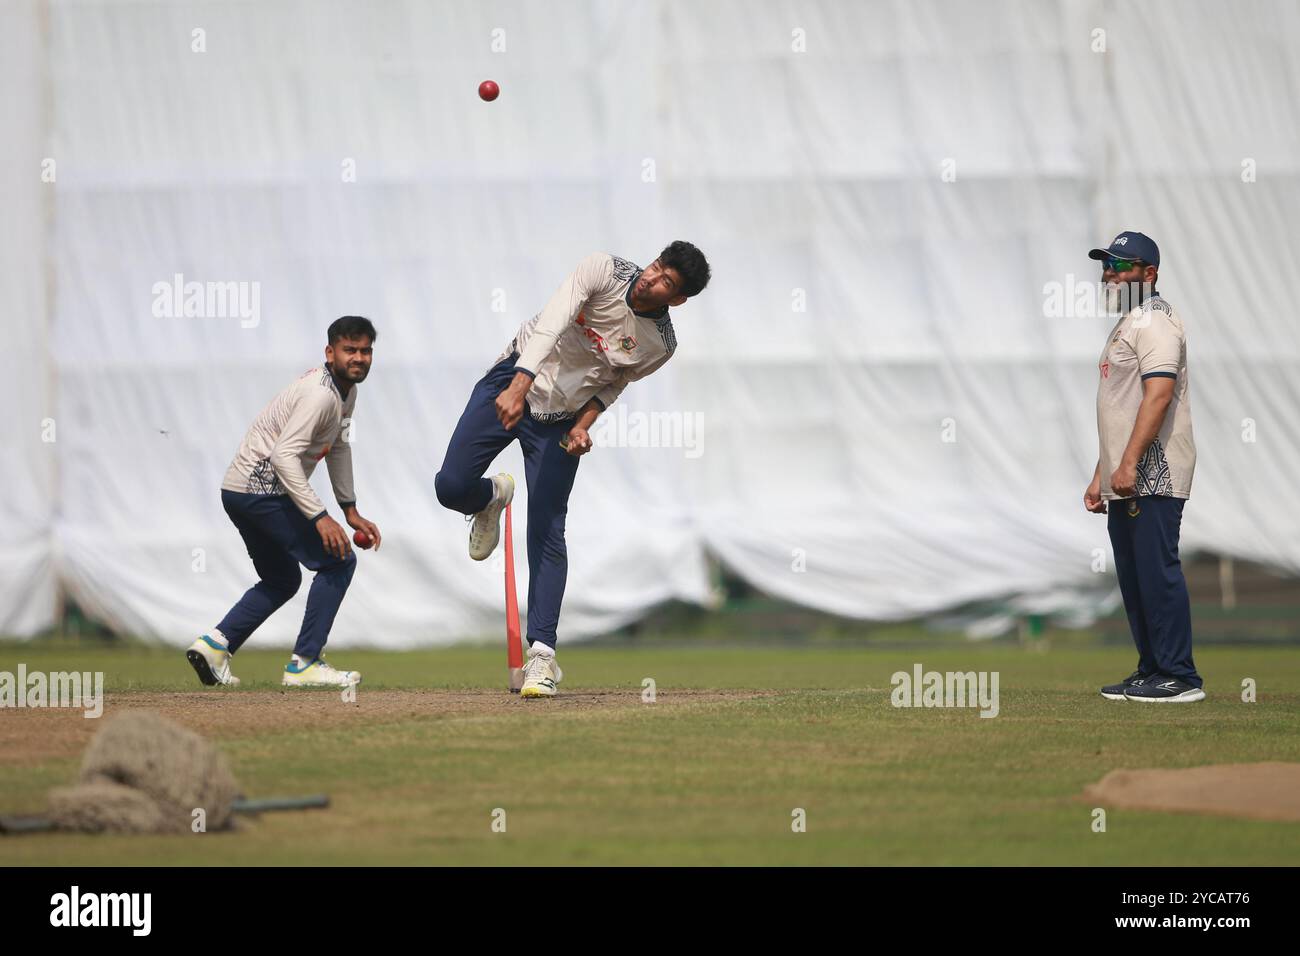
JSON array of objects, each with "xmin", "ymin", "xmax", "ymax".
[{"xmin": 619, "ymin": 335, "xmax": 637, "ymax": 352}]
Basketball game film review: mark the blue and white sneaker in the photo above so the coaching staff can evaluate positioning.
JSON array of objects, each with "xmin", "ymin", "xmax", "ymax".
[
  {"xmin": 1124, "ymin": 676, "xmax": 1205, "ymax": 703},
  {"xmin": 186, "ymin": 635, "xmax": 240, "ymax": 687},
  {"xmin": 282, "ymin": 656, "xmax": 361, "ymax": 688},
  {"xmin": 1100, "ymin": 670, "xmax": 1151, "ymax": 700}
]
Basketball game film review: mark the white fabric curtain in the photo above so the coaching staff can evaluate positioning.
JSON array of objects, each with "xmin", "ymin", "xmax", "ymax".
[
  {"xmin": 5, "ymin": 0, "xmax": 1298, "ymax": 644},
  {"xmin": 1, "ymin": 0, "xmax": 58, "ymax": 635}
]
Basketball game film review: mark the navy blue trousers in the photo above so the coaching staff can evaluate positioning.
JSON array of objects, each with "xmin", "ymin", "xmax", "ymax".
[
  {"xmin": 215, "ymin": 489, "xmax": 357, "ymax": 660},
  {"xmin": 1107, "ymin": 495, "xmax": 1201, "ymax": 687},
  {"xmin": 434, "ymin": 355, "xmax": 580, "ymax": 649}
]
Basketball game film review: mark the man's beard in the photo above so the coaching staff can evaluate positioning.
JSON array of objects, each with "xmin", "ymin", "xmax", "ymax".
[
  {"xmin": 1104, "ymin": 280, "xmax": 1153, "ymax": 315},
  {"xmin": 329, "ymin": 361, "xmax": 366, "ymax": 381}
]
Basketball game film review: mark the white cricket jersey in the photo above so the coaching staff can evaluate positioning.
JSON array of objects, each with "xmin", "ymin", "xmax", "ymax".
[
  {"xmin": 1096, "ymin": 294, "xmax": 1196, "ymax": 500},
  {"xmin": 221, "ymin": 366, "xmax": 358, "ymax": 520},
  {"xmin": 496, "ymin": 252, "xmax": 678, "ymax": 422}
]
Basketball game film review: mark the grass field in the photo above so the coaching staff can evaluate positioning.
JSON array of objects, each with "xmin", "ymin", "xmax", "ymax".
[{"xmin": 2, "ymin": 639, "xmax": 1298, "ymax": 865}]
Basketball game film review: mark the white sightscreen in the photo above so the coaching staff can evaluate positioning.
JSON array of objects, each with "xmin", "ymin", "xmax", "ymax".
[{"xmin": 3, "ymin": 0, "xmax": 1298, "ymax": 645}]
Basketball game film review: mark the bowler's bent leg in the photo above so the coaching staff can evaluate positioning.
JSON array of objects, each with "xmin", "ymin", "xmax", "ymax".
[{"xmin": 435, "ymin": 357, "xmax": 522, "ymax": 515}]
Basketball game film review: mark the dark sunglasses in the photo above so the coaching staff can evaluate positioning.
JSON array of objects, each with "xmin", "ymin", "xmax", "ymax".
[{"xmin": 1102, "ymin": 257, "xmax": 1145, "ymax": 273}]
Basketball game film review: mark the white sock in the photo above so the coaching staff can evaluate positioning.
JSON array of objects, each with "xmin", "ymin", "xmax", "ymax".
[
  {"xmin": 292, "ymin": 654, "xmax": 310, "ymax": 667},
  {"xmin": 207, "ymin": 630, "xmax": 229, "ymax": 648},
  {"xmin": 528, "ymin": 642, "xmax": 555, "ymax": 658}
]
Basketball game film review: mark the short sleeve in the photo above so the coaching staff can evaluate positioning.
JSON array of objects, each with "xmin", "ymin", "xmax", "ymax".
[{"xmin": 1134, "ymin": 311, "xmax": 1182, "ymax": 379}]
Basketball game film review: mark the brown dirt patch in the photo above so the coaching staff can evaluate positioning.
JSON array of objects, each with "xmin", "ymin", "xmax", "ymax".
[
  {"xmin": 1083, "ymin": 762, "xmax": 1300, "ymax": 822},
  {"xmin": 0, "ymin": 688, "xmax": 769, "ymax": 766}
]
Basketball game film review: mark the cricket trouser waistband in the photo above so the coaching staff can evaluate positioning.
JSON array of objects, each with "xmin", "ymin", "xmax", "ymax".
[
  {"xmin": 529, "ymin": 409, "xmax": 576, "ymax": 424},
  {"xmin": 494, "ymin": 350, "xmax": 577, "ymax": 425}
]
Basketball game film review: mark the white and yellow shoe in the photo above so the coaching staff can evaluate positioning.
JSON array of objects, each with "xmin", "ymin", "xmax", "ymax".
[
  {"xmin": 519, "ymin": 644, "xmax": 562, "ymax": 699},
  {"xmin": 468, "ymin": 473, "xmax": 514, "ymax": 561},
  {"xmin": 186, "ymin": 635, "xmax": 241, "ymax": 687},
  {"xmin": 282, "ymin": 656, "xmax": 361, "ymax": 688}
]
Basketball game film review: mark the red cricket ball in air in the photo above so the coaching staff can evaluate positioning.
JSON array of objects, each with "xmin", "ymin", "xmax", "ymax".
[{"xmin": 478, "ymin": 80, "xmax": 500, "ymax": 102}]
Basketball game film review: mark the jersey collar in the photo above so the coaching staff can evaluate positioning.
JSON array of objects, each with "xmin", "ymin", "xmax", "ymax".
[
  {"xmin": 1124, "ymin": 289, "xmax": 1163, "ymax": 322},
  {"xmin": 324, "ymin": 363, "xmax": 351, "ymax": 400}
]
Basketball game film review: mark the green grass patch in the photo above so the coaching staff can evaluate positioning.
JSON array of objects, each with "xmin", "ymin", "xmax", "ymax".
[{"xmin": 1, "ymin": 641, "xmax": 1297, "ymax": 865}]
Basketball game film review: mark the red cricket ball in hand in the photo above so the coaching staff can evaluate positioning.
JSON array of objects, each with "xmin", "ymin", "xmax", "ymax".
[
  {"xmin": 478, "ymin": 80, "xmax": 499, "ymax": 102},
  {"xmin": 353, "ymin": 530, "xmax": 374, "ymax": 550}
]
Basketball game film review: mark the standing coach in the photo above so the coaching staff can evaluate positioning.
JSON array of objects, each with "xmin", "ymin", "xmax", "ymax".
[{"xmin": 1084, "ymin": 232, "xmax": 1205, "ymax": 703}]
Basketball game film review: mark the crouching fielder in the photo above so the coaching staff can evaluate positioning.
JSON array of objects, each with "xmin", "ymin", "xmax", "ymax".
[
  {"xmin": 435, "ymin": 243, "xmax": 711, "ymax": 697},
  {"xmin": 187, "ymin": 316, "xmax": 381, "ymax": 689}
]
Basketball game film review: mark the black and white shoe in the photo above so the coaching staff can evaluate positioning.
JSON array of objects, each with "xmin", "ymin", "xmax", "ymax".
[
  {"xmin": 1100, "ymin": 670, "xmax": 1150, "ymax": 701},
  {"xmin": 1124, "ymin": 676, "xmax": 1206, "ymax": 703}
]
